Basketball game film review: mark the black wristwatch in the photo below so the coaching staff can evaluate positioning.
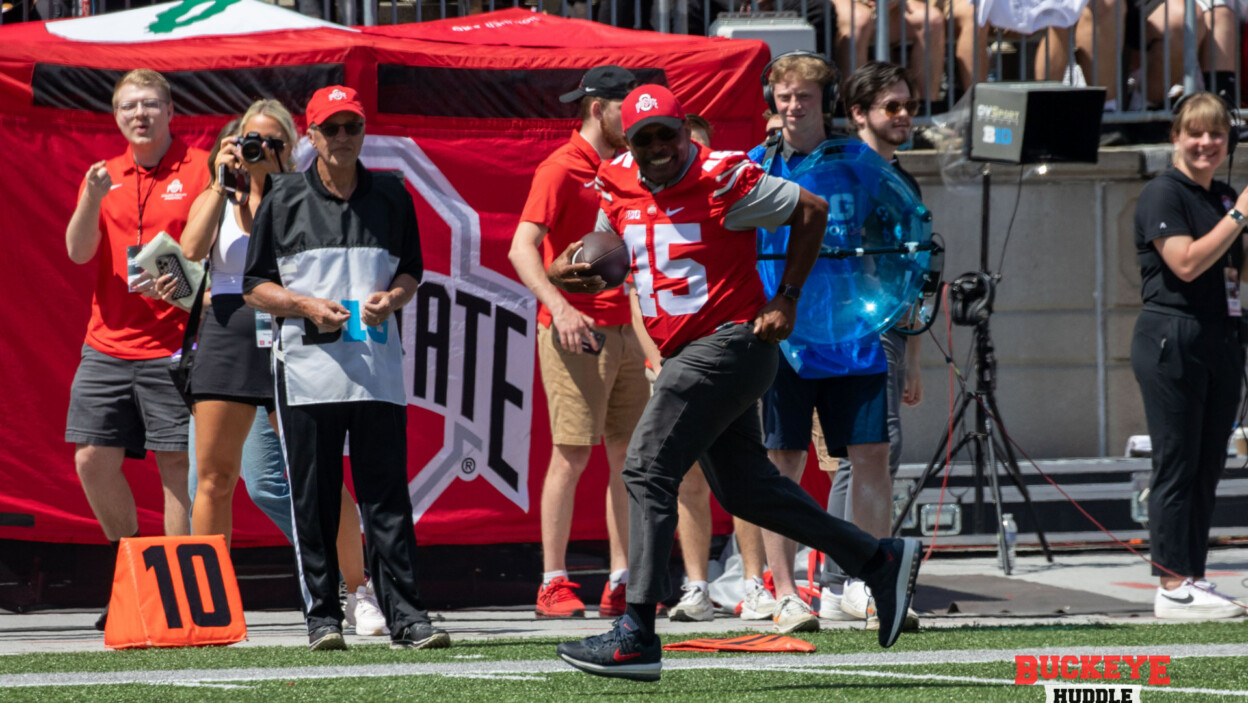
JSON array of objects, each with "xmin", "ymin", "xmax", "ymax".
[{"xmin": 777, "ymin": 284, "xmax": 802, "ymax": 302}]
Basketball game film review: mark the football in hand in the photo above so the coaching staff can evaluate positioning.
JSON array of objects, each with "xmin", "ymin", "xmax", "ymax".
[{"xmin": 572, "ymin": 231, "xmax": 630, "ymax": 289}]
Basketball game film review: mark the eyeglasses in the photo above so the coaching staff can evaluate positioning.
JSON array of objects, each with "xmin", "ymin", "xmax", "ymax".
[
  {"xmin": 314, "ymin": 121, "xmax": 365, "ymax": 138},
  {"xmin": 116, "ymin": 99, "xmax": 167, "ymax": 115},
  {"xmin": 878, "ymin": 100, "xmax": 920, "ymax": 118},
  {"xmin": 630, "ymin": 126, "xmax": 679, "ymax": 148}
]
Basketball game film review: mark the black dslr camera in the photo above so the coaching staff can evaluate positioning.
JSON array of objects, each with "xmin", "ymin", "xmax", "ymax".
[{"xmin": 239, "ymin": 132, "xmax": 285, "ymax": 163}]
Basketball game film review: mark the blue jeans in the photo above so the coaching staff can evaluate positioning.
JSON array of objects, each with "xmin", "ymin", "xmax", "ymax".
[{"xmin": 188, "ymin": 411, "xmax": 294, "ymax": 543}]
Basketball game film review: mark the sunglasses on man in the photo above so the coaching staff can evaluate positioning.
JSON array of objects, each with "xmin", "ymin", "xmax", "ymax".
[
  {"xmin": 878, "ymin": 100, "xmax": 920, "ymax": 118},
  {"xmin": 314, "ymin": 121, "xmax": 365, "ymax": 138}
]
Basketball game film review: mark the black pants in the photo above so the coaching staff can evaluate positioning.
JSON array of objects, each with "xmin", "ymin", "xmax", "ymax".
[
  {"xmin": 275, "ymin": 363, "xmax": 430, "ymax": 634},
  {"xmin": 624, "ymin": 323, "xmax": 880, "ymax": 605},
  {"xmin": 1131, "ymin": 309, "xmax": 1244, "ymax": 578}
]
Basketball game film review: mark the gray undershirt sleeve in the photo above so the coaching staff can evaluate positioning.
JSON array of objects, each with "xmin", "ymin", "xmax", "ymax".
[
  {"xmin": 595, "ymin": 208, "xmax": 616, "ymax": 235},
  {"xmin": 723, "ymin": 174, "xmax": 802, "ymax": 231}
]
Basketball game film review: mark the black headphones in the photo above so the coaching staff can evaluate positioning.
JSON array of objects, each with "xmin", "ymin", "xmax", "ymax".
[
  {"xmin": 949, "ymin": 272, "xmax": 995, "ymax": 326},
  {"xmin": 761, "ymin": 50, "xmax": 839, "ymax": 116},
  {"xmin": 1172, "ymin": 91, "xmax": 1239, "ymax": 157}
]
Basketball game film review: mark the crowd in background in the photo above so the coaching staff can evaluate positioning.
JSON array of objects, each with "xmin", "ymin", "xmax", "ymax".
[{"xmin": 7, "ymin": 0, "xmax": 1244, "ymax": 144}]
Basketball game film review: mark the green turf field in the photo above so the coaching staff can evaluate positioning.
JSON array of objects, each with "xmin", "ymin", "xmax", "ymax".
[{"xmin": 2, "ymin": 622, "xmax": 1246, "ymax": 702}]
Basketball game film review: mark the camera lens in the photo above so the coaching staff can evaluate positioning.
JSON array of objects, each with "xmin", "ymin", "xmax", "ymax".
[{"xmin": 240, "ymin": 132, "xmax": 265, "ymax": 163}]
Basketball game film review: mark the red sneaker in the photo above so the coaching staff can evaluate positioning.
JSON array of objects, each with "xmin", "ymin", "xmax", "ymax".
[
  {"xmin": 599, "ymin": 581, "xmax": 627, "ymax": 618},
  {"xmin": 536, "ymin": 576, "xmax": 586, "ymax": 618}
]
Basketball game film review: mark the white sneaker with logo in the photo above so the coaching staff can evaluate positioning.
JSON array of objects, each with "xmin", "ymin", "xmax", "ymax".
[
  {"xmin": 1155, "ymin": 579, "xmax": 1244, "ymax": 620},
  {"xmin": 818, "ymin": 587, "xmax": 860, "ymax": 621},
  {"xmin": 346, "ymin": 583, "xmax": 391, "ymax": 636},
  {"xmin": 740, "ymin": 581, "xmax": 778, "ymax": 620},
  {"xmin": 840, "ymin": 578, "xmax": 875, "ymax": 620},
  {"xmin": 772, "ymin": 593, "xmax": 820, "ymax": 634},
  {"xmin": 669, "ymin": 584, "xmax": 715, "ymax": 622}
]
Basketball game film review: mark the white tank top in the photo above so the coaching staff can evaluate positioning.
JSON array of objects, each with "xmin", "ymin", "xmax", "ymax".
[
  {"xmin": 978, "ymin": 0, "xmax": 1088, "ymax": 34},
  {"xmin": 210, "ymin": 205, "xmax": 249, "ymax": 296}
]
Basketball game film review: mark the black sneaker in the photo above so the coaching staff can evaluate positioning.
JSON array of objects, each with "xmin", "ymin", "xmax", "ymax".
[
  {"xmin": 391, "ymin": 621, "xmax": 451, "ymax": 650},
  {"xmin": 308, "ymin": 624, "xmax": 347, "ymax": 651},
  {"xmin": 94, "ymin": 606, "xmax": 109, "ymax": 632},
  {"xmin": 861, "ymin": 537, "xmax": 922, "ymax": 648},
  {"xmin": 556, "ymin": 613, "xmax": 661, "ymax": 682}
]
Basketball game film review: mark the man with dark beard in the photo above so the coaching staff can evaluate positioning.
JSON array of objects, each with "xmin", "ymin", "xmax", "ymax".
[
  {"xmin": 818, "ymin": 61, "xmax": 926, "ymax": 628},
  {"xmin": 508, "ymin": 65, "xmax": 650, "ymax": 619}
]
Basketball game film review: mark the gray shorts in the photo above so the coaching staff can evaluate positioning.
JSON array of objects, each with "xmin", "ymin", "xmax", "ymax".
[{"xmin": 65, "ymin": 344, "xmax": 190, "ymax": 459}]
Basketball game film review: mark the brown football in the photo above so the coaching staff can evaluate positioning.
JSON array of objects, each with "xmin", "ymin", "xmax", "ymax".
[{"xmin": 572, "ymin": 231, "xmax": 630, "ymax": 289}]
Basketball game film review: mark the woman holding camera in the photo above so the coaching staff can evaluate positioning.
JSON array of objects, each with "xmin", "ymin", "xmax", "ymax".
[
  {"xmin": 181, "ymin": 100, "xmax": 388, "ymax": 636},
  {"xmin": 1132, "ymin": 92, "xmax": 1246, "ymax": 620}
]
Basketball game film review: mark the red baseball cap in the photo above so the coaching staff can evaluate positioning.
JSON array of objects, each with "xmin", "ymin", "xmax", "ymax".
[
  {"xmin": 306, "ymin": 85, "xmax": 366, "ymax": 127},
  {"xmin": 621, "ymin": 85, "xmax": 685, "ymax": 142}
]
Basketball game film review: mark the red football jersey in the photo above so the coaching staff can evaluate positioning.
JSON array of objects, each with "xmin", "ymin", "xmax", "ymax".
[{"xmin": 596, "ymin": 146, "xmax": 768, "ymax": 355}]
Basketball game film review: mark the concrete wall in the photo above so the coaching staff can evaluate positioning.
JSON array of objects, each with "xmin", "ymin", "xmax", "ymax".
[{"xmin": 891, "ymin": 146, "xmax": 1246, "ymax": 463}]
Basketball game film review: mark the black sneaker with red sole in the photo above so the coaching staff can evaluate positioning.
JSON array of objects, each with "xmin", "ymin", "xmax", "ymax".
[
  {"xmin": 862, "ymin": 537, "xmax": 922, "ymax": 648},
  {"xmin": 556, "ymin": 613, "xmax": 661, "ymax": 682}
]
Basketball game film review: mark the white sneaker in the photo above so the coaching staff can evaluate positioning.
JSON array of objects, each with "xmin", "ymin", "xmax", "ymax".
[
  {"xmin": 818, "ymin": 587, "xmax": 859, "ymax": 621},
  {"xmin": 772, "ymin": 593, "xmax": 820, "ymax": 634},
  {"xmin": 669, "ymin": 584, "xmax": 715, "ymax": 622},
  {"xmin": 346, "ymin": 583, "xmax": 390, "ymax": 636},
  {"xmin": 1155, "ymin": 579, "xmax": 1245, "ymax": 620},
  {"xmin": 739, "ymin": 582, "xmax": 777, "ymax": 620},
  {"xmin": 840, "ymin": 578, "xmax": 875, "ymax": 620},
  {"xmin": 865, "ymin": 606, "xmax": 921, "ymax": 631}
]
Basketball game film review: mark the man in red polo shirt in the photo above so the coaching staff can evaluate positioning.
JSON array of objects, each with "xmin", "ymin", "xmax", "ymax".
[
  {"xmin": 63, "ymin": 69, "xmax": 209, "ymax": 629},
  {"xmin": 508, "ymin": 65, "xmax": 650, "ymax": 619}
]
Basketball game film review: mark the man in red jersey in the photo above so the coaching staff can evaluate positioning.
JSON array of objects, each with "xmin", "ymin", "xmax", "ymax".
[
  {"xmin": 551, "ymin": 85, "xmax": 922, "ymax": 682},
  {"xmin": 63, "ymin": 69, "xmax": 208, "ymax": 630},
  {"xmin": 509, "ymin": 66, "xmax": 650, "ymax": 619}
]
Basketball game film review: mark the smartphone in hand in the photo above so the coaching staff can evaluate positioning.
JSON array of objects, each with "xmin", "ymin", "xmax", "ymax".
[
  {"xmin": 155, "ymin": 254, "xmax": 193, "ymax": 300},
  {"xmin": 581, "ymin": 329, "xmax": 606, "ymax": 355}
]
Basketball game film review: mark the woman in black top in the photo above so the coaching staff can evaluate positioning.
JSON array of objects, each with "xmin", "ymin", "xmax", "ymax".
[{"xmin": 1132, "ymin": 92, "xmax": 1247, "ymax": 620}]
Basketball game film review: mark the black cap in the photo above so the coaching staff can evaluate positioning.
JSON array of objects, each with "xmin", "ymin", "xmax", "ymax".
[{"xmin": 559, "ymin": 65, "xmax": 637, "ymax": 103}]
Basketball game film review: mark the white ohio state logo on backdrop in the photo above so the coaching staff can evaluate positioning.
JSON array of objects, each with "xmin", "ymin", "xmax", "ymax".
[{"xmin": 295, "ymin": 136, "xmax": 536, "ymax": 519}]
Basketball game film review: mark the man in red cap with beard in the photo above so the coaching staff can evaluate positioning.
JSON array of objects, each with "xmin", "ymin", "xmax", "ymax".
[
  {"xmin": 244, "ymin": 85, "xmax": 448, "ymax": 653},
  {"xmin": 550, "ymin": 85, "xmax": 922, "ymax": 682}
]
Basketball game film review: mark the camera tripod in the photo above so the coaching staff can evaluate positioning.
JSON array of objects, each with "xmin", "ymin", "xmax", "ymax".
[{"xmin": 890, "ymin": 166, "xmax": 1053, "ymax": 574}]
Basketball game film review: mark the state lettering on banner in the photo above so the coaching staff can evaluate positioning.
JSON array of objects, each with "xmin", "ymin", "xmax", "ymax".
[{"xmin": 103, "ymin": 536, "xmax": 247, "ymax": 649}]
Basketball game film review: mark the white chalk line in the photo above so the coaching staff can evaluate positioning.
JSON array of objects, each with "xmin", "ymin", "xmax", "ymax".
[{"xmin": 2, "ymin": 643, "xmax": 1246, "ymax": 690}]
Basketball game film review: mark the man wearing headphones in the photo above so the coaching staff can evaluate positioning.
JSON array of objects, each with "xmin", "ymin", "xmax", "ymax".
[{"xmin": 747, "ymin": 51, "xmax": 892, "ymax": 634}]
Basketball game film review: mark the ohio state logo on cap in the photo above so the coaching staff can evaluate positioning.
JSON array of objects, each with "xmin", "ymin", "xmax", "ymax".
[
  {"xmin": 328, "ymin": 88, "xmax": 347, "ymax": 101},
  {"xmin": 635, "ymin": 93, "xmax": 659, "ymax": 112},
  {"xmin": 622, "ymin": 84, "xmax": 685, "ymax": 141}
]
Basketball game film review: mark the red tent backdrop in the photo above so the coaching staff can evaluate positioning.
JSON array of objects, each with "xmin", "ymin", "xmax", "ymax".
[{"xmin": 0, "ymin": 2, "xmax": 831, "ymax": 548}]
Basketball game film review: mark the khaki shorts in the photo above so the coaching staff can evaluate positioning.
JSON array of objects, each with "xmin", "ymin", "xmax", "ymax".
[{"xmin": 538, "ymin": 323, "xmax": 649, "ymax": 446}]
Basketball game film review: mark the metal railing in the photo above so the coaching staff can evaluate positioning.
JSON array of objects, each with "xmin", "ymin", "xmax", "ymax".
[{"xmin": 8, "ymin": 0, "xmax": 1236, "ymax": 129}]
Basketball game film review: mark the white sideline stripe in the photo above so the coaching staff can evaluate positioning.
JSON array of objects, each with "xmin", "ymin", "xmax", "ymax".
[{"xmin": 4, "ymin": 643, "xmax": 1247, "ymax": 689}]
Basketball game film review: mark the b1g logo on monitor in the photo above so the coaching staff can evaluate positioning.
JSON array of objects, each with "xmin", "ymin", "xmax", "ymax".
[{"xmin": 982, "ymin": 125, "xmax": 1013, "ymax": 145}]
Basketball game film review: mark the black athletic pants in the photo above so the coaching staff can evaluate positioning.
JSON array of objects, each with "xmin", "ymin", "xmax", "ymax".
[
  {"xmin": 276, "ymin": 363, "xmax": 430, "ymax": 635},
  {"xmin": 1131, "ymin": 309, "xmax": 1244, "ymax": 578},
  {"xmin": 624, "ymin": 322, "xmax": 880, "ymax": 605}
]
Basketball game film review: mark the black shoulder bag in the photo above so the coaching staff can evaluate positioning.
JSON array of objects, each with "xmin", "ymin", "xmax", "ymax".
[{"xmin": 168, "ymin": 271, "xmax": 209, "ymax": 412}]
